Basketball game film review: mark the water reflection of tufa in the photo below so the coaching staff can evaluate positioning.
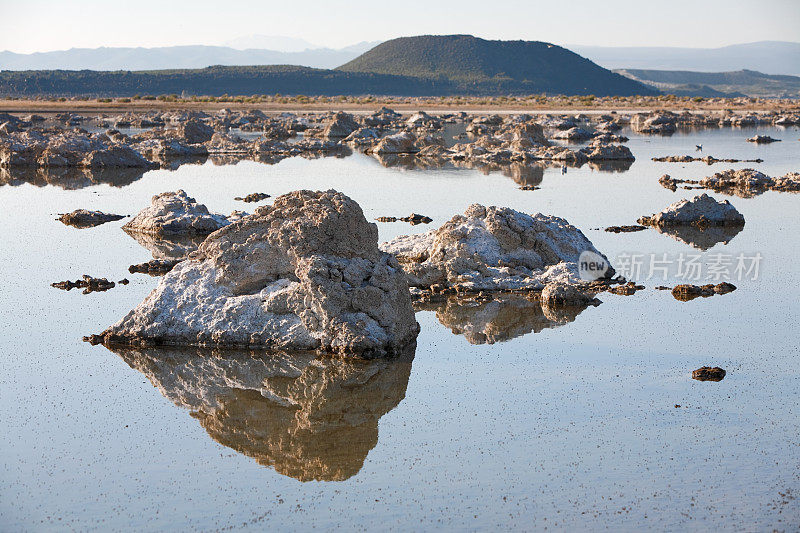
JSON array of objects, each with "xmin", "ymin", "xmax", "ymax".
[
  {"xmin": 0, "ymin": 166, "xmax": 147, "ymax": 190},
  {"xmin": 649, "ymin": 224, "xmax": 744, "ymax": 251},
  {"xmin": 123, "ymin": 229, "xmax": 205, "ymax": 260},
  {"xmin": 415, "ymin": 295, "xmax": 596, "ymax": 345},
  {"xmin": 108, "ymin": 344, "xmax": 415, "ymax": 482},
  {"xmin": 369, "ymin": 152, "xmax": 632, "ymax": 185}
]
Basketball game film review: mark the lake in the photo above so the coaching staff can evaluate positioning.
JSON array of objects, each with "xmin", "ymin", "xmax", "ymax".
[{"xmin": 1, "ymin": 121, "xmax": 798, "ymax": 530}]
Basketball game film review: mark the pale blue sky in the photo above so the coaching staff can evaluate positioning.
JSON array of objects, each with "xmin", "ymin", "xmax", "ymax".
[{"xmin": 1, "ymin": 0, "xmax": 798, "ymax": 53}]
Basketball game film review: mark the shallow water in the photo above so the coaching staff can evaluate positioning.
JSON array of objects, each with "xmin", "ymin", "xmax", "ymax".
[{"xmin": 1, "ymin": 124, "xmax": 799, "ymax": 531}]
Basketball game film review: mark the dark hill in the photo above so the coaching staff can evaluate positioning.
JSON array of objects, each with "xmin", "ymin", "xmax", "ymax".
[
  {"xmin": 338, "ymin": 35, "xmax": 655, "ymax": 96},
  {"xmin": 0, "ymin": 65, "xmax": 451, "ymax": 98}
]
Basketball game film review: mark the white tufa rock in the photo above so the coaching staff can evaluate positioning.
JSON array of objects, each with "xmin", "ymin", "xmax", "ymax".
[
  {"xmin": 370, "ymin": 131, "xmax": 419, "ymax": 154},
  {"xmin": 123, "ymin": 190, "xmax": 230, "ymax": 236},
  {"xmin": 638, "ymin": 193, "xmax": 745, "ymax": 227},
  {"xmin": 96, "ymin": 190, "xmax": 420, "ymax": 355},
  {"xmin": 380, "ymin": 204, "xmax": 613, "ymax": 291}
]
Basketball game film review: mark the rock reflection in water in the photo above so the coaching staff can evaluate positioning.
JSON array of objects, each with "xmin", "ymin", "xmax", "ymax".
[
  {"xmin": 0, "ymin": 166, "xmax": 147, "ymax": 189},
  {"xmin": 109, "ymin": 345, "xmax": 414, "ymax": 481},
  {"xmin": 649, "ymin": 224, "xmax": 744, "ymax": 250},
  {"xmin": 123, "ymin": 229, "xmax": 206, "ymax": 260},
  {"xmin": 416, "ymin": 295, "xmax": 596, "ymax": 344}
]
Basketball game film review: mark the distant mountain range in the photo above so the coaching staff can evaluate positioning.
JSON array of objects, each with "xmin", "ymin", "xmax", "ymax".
[
  {"xmin": 618, "ymin": 69, "xmax": 800, "ymax": 99},
  {"xmin": 6, "ymin": 39, "xmax": 799, "ymax": 77},
  {"xmin": 0, "ymin": 42, "xmax": 381, "ymax": 71},
  {"xmin": 571, "ymin": 41, "xmax": 800, "ymax": 76},
  {"xmin": 0, "ymin": 35, "xmax": 656, "ymax": 98}
]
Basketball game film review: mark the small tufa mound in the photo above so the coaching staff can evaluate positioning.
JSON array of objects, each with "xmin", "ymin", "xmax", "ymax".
[
  {"xmin": 638, "ymin": 194, "xmax": 745, "ymax": 228},
  {"xmin": 123, "ymin": 190, "xmax": 230, "ymax": 236},
  {"xmin": 671, "ymin": 282, "xmax": 736, "ymax": 301},
  {"xmin": 128, "ymin": 259, "xmax": 182, "ymax": 276},
  {"xmin": 381, "ymin": 204, "xmax": 613, "ymax": 292},
  {"xmin": 57, "ymin": 209, "xmax": 125, "ymax": 228},
  {"xmin": 746, "ymin": 135, "xmax": 780, "ymax": 144},
  {"xmin": 88, "ymin": 190, "xmax": 420, "ymax": 356},
  {"xmin": 541, "ymin": 282, "xmax": 601, "ymax": 306},
  {"xmin": 376, "ymin": 213, "xmax": 433, "ymax": 225},
  {"xmin": 692, "ymin": 367, "xmax": 726, "ymax": 381},
  {"xmin": 234, "ymin": 192, "xmax": 271, "ymax": 203},
  {"xmin": 52, "ymin": 275, "xmax": 116, "ymax": 294}
]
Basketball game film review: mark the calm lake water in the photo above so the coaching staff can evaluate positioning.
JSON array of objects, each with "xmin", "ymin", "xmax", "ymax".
[{"xmin": 1, "ymin": 122, "xmax": 799, "ymax": 531}]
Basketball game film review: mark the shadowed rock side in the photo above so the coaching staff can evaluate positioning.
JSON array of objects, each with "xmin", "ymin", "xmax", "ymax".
[
  {"xmin": 90, "ymin": 190, "xmax": 420, "ymax": 356},
  {"xmin": 415, "ymin": 294, "xmax": 596, "ymax": 344},
  {"xmin": 381, "ymin": 204, "xmax": 614, "ymax": 292},
  {"xmin": 109, "ymin": 345, "xmax": 414, "ymax": 481}
]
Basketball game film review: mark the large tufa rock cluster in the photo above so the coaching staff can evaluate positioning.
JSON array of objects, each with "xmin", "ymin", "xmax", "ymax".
[
  {"xmin": 381, "ymin": 204, "xmax": 613, "ymax": 292},
  {"xmin": 659, "ymin": 169, "xmax": 800, "ymax": 198},
  {"xmin": 0, "ymin": 130, "xmax": 155, "ymax": 168},
  {"xmin": 123, "ymin": 190, "xmax": 231, "ymax": 236},
  {"xmin": 90, "ymin": 190, "xmax": 420, "ymax": 356}
]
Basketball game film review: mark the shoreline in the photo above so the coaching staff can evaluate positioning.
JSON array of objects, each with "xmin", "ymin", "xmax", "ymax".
[{"xmin": 2, "ymin": 98, "xmax": 798, "ymax": 115}]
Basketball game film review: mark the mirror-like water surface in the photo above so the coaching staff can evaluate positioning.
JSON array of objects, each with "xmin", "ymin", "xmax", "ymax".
[{"xmin": 1, "ymin": 123, "xmax": 799, "ymax": 530}]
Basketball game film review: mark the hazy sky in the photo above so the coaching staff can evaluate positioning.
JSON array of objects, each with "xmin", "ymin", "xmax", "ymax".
[{"xmin": 2, "ymin": 0, "xmax": 798, "ymax": 53}]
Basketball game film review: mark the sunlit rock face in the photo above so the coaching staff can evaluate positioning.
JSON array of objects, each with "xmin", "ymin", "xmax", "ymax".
[
  {"xmin": 381, "ymin": 204, "xmax": 613, "ymax": 292},
  {"xmin": 111, "ymin": 345, "xmax": 415, "ymax": 482},
  {"xmin": 123, "ymin": 190, "xmax": 230, "ymax": 236},
  {"xmin": 96, "ymin": 190, "xmax": 420, "ymax": 355},
  {"xmin": 638, "ymin": 194, "xmax": 745, "ymax": 228},
  {"xmin": 415, "ymin": 295, "xmax": 595, "ymax": 344}
]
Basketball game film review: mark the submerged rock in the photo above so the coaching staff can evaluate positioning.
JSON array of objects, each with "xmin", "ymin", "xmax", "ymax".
[
  {"xmin": 234, "ymin": 192, "xmax": 271, "ymax": 203},
  {"xmin": 692, "ymin": 366, "xmax": 726, "ymax": 381},
  {"xmin": 57, "ymin": 209, "xmax": 125, "ymax": 228},
  {"xmin": 52, "ymin": 275, "xmax": 115, "ymax": 294},
  {"xmin": 123, "ymin": 190, "xmax": 230, "ymax": 236},
  {"xmin": 671, "ymin": 283, "xmax": 736, "ymax": 301},
  {"xmin": 381, "ymin": 204, "xmax": 613, "ymax": 292},
  {"xmin": 638, "ymin": 194, "xmax": 745, "ymax": 228},
  {"xmin": 89, "ymin": 190, "xmax": 420, "ymax": 355},
  {"xmin": 376, "ymin": 213, "xmax": 433, "ymax": 225},
  {"xmin": 746, "ymin": 135, "xmax": 780, "ymax": 144},
  {"xmin": 128, "ymin": 259, "xmax": 182, "ymax": 276},
  {"xmin": 605, "ymin": 225, "xmax": 647, "ymax": 233}
]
